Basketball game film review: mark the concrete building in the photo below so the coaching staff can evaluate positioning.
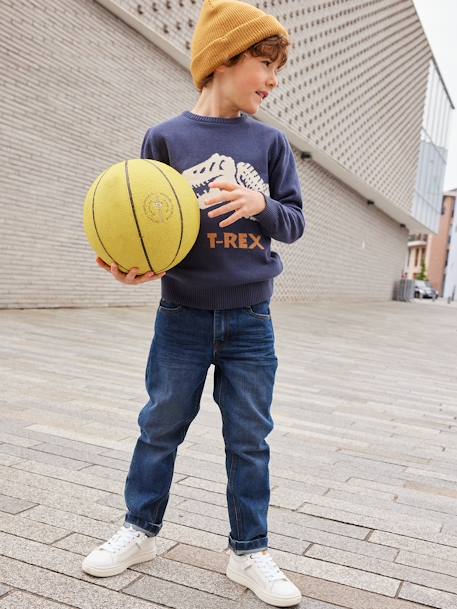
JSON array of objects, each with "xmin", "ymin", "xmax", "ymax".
[
  {"xmin": 442, "ymin": 189, "xmax": 457, "ymax": 301},
  {"xmin": 405, "ymin": 232, "xmax": 428, "ymax": 282},
  {"xmin": 0, "ymin": 0, "xmax": 454, "ymax": 308},
  {"xmin": 405, "ymin": 190, "xmax": 456, "ymax": 297},
  {"xmin": 427, "ymin": 189, "xmax": 456, "ymax": 296}
]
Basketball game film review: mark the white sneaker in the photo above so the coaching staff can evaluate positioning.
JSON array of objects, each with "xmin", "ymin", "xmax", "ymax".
[
  {"xmin": 226, "ymin": 548, "xmax": 302, "ymax": 607},
  {"xmin": 82, "ymin": 524, "xmax": 157, "ymax": 577}
]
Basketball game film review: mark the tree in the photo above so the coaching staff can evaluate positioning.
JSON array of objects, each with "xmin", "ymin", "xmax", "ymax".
[{"xmin": 417, "ymin": 257, "xmax": 428, "ymax": 281}]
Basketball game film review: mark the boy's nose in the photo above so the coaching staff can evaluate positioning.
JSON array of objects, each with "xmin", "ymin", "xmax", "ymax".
[{"xmin": 267, "ymin": 74, "xmax": 279, "ymax": 89}]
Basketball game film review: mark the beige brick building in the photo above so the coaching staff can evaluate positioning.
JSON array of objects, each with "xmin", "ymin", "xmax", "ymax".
[{"xmin": 1, "ymin": 0, "xmax": 453, "ymax": 308}]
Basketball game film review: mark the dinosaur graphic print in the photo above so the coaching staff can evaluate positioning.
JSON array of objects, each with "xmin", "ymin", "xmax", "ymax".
[{"xmin": 182, "ymin": 153, "xmax": 270, "ymax": 222}]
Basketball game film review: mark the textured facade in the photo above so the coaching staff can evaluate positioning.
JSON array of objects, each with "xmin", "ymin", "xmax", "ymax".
[
  {"xmin": 0, "ymin": 0, "xmax": 449, "ymax": 308},
  {"xmin": 412, "ymin": 61, "xmax": 453, "ymax": 233}
]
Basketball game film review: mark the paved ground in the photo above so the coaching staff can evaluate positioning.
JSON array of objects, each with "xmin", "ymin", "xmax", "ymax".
[{"xmin": 0, "ymin": 298, "xmax": 457, "ymax": 609}]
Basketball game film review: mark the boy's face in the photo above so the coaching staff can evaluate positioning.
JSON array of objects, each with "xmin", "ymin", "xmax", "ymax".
[{"xmin": 215, "ymin": 51, "xmax": 283, "ymax": 115}]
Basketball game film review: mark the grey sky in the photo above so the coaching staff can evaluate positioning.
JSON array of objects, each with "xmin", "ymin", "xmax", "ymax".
[{"xmin": 412, "ymin": 0, "xmax": 457, "ymax": 191}]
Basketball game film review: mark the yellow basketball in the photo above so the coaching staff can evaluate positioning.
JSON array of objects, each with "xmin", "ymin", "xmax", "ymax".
[{"xmin": 83, "ymin": 159, "xmax": 200, "ymax": 275}]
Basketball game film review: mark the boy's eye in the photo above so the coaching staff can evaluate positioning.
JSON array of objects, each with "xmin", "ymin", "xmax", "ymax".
[{"xmin": 262, "ymin": 60, "xmax": 281, "ymax": 74}]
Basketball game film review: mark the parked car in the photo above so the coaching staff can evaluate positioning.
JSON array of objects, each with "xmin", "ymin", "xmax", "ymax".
[{"xmin": 414, "ymin": 280, "xmax": 438, "ymax": 300}]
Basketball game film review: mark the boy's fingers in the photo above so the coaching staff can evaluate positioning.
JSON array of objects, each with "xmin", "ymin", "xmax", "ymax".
[
  {"xmin": 105, "ymin": 262, "xmax": 166, "ymax": 284},
  {"xmin": 110, "ymin": 263, "xmax": 130, "ymax": 282},
  {"xmin": 135, "ymin": 272, "xmax": 151, "ymax": 283},
  {"xmin": 127, "ymin": 268, "xmax": 139, "ymax": 279},
  {"xmin": 147, "ymin": 271, "xmax": 166, "ymax": 282},
  {"xmin": 208, "ymin": 201, "xmax": 239, "ymax": 217},
  {"xmin": 138, "ymin": 275, "xmax": 153, "ymax": 284},
  {"xmin": 96, "ymin": 257, "xmax": 110, "ymax": 271},
  {"xmin": 137, "ymin": 271, "xmax": 166, "ymax": 283},
  {"xmin": 219, "ymin": 210, "xmax": 242, "ymax": 228},
  {"xmin": 209, "ymin": 181, "xmax": 237, "ymax": 191},
  {"xmin": 205, "ymin": 191, "xmax": 235, "ymax": 207}
]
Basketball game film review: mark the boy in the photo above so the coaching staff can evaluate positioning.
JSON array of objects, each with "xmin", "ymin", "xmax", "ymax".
[{"xmin": 83, "ymin": 1, "xmax": 305, "ymax": 606}]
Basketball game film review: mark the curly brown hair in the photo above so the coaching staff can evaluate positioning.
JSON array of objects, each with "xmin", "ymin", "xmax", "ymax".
[{"xmin": 199, "ymin": 34, "xmax": 289, "ymax": 91}]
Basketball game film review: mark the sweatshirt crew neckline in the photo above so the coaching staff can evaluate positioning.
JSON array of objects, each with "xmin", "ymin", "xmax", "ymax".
[{"xmin": 182, "ymin": 110, "xmax": 248, "ymax": 124}]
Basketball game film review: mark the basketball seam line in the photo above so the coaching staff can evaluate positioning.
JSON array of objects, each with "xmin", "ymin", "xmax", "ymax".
[
  {"xmin": 91, "ymin": 168, "xmax": 129, "ymax": 273},
  {"xmin": 145, "ymin": 160, "xmax": 185, "ymax": 270},
  {"xmin": 125, "ymin": 161, "xmax": 155, "ymax": 274}
]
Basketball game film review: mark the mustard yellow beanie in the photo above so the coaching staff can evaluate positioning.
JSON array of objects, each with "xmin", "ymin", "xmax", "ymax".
[{"xmin": 190, "ymin": 0, "xmax": 289, "ymax": 90}]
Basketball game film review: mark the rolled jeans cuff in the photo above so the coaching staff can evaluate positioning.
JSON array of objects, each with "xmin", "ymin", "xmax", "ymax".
[
  {"xmin": 228, "ymin": 534, "xmax": 268, "ymax": 555},
  {"xmin": 124, "ymin": 514, "xmax": 162, "ymax": 537}
]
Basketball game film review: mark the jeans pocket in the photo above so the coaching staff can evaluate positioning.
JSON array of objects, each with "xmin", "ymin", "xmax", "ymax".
[
  {"xmin": 247, "ymin": 300, "xmax": 271, "ymax": 320},
  {"xmin": 159, "ymin": 298, "xmax": 182, "ymax": 312}
]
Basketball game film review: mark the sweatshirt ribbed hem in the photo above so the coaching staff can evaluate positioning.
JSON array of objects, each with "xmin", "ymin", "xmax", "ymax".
[{"xmin": 161, "ymin": 279, "xmax": 273, "ymax": 310}]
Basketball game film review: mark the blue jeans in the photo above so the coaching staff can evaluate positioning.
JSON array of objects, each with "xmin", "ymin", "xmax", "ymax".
[{"xmin": 124, "ymin": 298, "xmax": 278, "ymax": 555}]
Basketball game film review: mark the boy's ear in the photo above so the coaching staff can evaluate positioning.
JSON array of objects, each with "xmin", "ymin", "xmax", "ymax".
[{"xmin": 214, "ymin": 63, "xmax": 228, "ymax": 75}]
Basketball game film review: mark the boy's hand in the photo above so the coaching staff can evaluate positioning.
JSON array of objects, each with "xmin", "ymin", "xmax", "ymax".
[
  {"xmin": 96, "ymin": 257, "xmax": 166, "ymax": 285},
  {"xmin": 205, "ymin": 181, "xmax": 266, "ymax": 228}
]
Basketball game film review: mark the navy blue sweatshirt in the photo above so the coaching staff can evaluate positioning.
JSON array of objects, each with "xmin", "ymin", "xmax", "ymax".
[{"xmin": 141, "ymin": 110, "xmax": 305, "ymax": 309}]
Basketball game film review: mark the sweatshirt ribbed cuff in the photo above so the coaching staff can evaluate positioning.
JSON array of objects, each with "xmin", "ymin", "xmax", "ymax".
[{"xmin": 254, "ymin": 195, "xmax": 279, "ymax": 235}]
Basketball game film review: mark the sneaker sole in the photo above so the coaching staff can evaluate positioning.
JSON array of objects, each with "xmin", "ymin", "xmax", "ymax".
[
  {"xmin": 226, "ymin": 563, "xmax": 302, "ymax": 607},
  {"xmin": 82, "ymin": 549, "xmax": 156, "ymax": 578}
]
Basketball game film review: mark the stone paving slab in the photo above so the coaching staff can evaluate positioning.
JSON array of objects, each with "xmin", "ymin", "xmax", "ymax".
[
  {"xmin": 133, "ymin": 556, "xmax": 243, "ymax": 600},
  {"xmin": 0, "ymin": 494, "xmax": 37, "ymax": 515},
  {"xmin": 396, "ymin": 550, "xmax": 457, "ymax": 577},
  {"xmin": 1, "ymin": 300, "xmax": 456, "ymax": 608},
  {"xmin": 0, "ymin": 585, "xmax": 11, "ymax": 598},
  {"xmin": 0, "ymin": 556, "xmax": 163, "ymax": 609},
  {"xmin": 305, "ymin": 544, "xmax": 457, "ymax": 595},
  {"xmin": 399, "ymin": 583, "xmax": 457, "ymax": 609},
  {"xmin": 369, "ymin": 531, "xmax": 457, "ymax": 561},
  {"xmin": 0, "ymin": 511, "xmax": 69, "ymax": 545},
  {"xmin": 0, "ymin": 590, "xmax": 73, "ymax": 609},
  {"xmin": 0, "ymin": 531, "xmax": 140, "ymax": 592},
  {"xmin": 297, "ymin": 503, "xmax": 443, "ymax": 538},
  {"xmin": 0, "ymin": 444, "xmax": 91, "ymax": 471},
  {"xmin": 0, "ymin": 478, "xmax": 122, "ymax": 521}
]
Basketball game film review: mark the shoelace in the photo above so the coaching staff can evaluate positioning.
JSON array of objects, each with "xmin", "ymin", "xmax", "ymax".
[
  {"xmin": 250, "ymin": 552, "xmax": 287, "ymax": 583},
  {"xmin": 100, "ymin": 526, "xmax": 143, "ymax": 553}
]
